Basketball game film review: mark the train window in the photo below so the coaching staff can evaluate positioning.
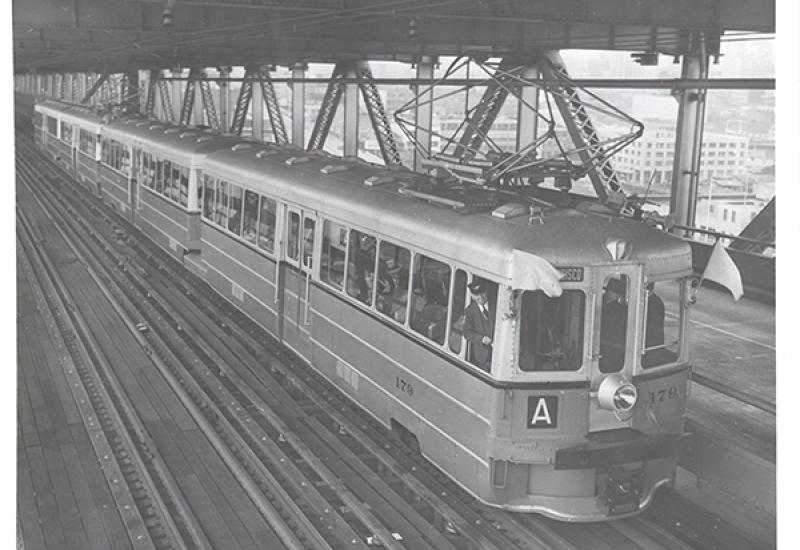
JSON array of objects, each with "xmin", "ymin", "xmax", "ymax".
[
  {"xmin": 599, "ymin": 275, "xmax": 630, "ymax": 373},
  {"xmin": 410, "ymin": 255, "xmax": 451, "ymax": 345},
  {"xmin": 302, "ymin": 217, "xmax": 315, "ymax": 269},
  {"xmin": 518, "ymin": 289, "xmax": 585, "ymax": 372},
  {"xmin": 287, "ymin": 211, "xmax": 300, "ymax": 261},
  {"xmin": 154, "ymin": 158, "xmax": 164, "ymax": 193},
  {"xmin": 346, "ymin": 230, "xmax": 377, "ymax": 305},
  {"xmin": 46, "ymin": 117, "xmax": 57, "ymax": 136},
  {"xmin": 377, "ymin": 241, "xmax": 411, "ymax": 323},
  {"xmin": 228, "ymin": 185, "xmax": 243, "ymax": 235},
  {"xmin": 242, "ymin": 190, "xmax": 260, "ymax": 244},
  {"xmin": 163, "ymin": 160, "xmax": 173, "ymax": 199},
  {"xmin": 257, "ymin": 196, "xmax": 277, "ymax": 253},
  {"xmin": 448, "ymin": 270, "xmax": 468, "ymax": 354},
  {"xmin": 215, "ymin": 180, "xmax": 230, "ymax": 228},
  {"xmin": 320, "ymin": 220, "xmax": 347, "ymax": 290},
  {"xmin": 178, "ymin": 167, "xmax": 189, "ymax": 207},
  {"xmin": 79, "ymin": 130, "xmax": 94, "ymax": 156},
  {"xmin": 642, "ymin": 280, "xmax": 680, "ymax": 368},
  {"xmin": 61, "ymin": 122, "xmax": 73, "ymax": 144},
  {"xmin": 122, "ymin": 147, "xmax": 131, "ymax": 175},
  {"xmin": 202, "ymin": 176, "xmax": 215, "ymax": 218},
  {"xmin": 171, "ymin": 164, "xmax": 182, "ymax": 202}
]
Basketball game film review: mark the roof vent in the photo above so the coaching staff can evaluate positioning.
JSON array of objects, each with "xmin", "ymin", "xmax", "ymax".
[
  {"xmin": 196, "ymin": 136, "xmax": 214, "ymax": 143},
  {"xmin": 256, "ymin": 149, "xmax": 278, "ymax": 158},
  {"xmin": 148, "ymin": 124, "xmax": 165, "ymax": 130},
  {"xmin": 320, "ymin": 164, "xmax": 348, "ymax": 175},
  {"xmin": 164, "ymin": 128, "xmax": 181, "ymax": 134},
  {"xmin": 492, "ymin": 202, "xmax": 529, "ymax": 220},
  {"xmin": 232, "ymin": 143, "xmax": 253, "ymax": 151},
  {"xmin": 285, "ymin": 156, "xmax": 311, "ymax": 166},
  {"xmin": 363, "ymin": 175, "xmax": 395, "ymax": 187},
  {"xmin": 136, "ymin": 121, "xmax": 150, "ymax": 127},
  {"xmin": 179, "ymin": 131, "xmax": 197, "ymax": 139}
]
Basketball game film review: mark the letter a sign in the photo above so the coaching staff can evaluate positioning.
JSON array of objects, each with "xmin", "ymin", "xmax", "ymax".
[{"xmin": 527, "ymin": 396, "xmax": 558, "ymax": 428}]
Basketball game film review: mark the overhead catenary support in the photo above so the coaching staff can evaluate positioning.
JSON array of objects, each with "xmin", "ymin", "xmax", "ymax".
[
  {"xmin": 452, "ymin": 58, "xmax": 519, "ymax": 162},
  {"xmin": 123, "ymin": 71, "xmax": 139, "ymax": 113},
  {"xmin": 542, "ymin": 51, "xmax": 625, "ymax": 203},
  {"xmin": 670, "ymin": 39, "xmax": 709, "ymax": 232},
  {"xmin": 291, "ymin": 63, "xmax": 307, "ymax": 148},
  {"xmin": 413, "ymin": 56, "xmax": 436, "ymax": 172}
]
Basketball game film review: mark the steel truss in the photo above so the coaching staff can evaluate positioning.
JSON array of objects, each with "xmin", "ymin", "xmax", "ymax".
[
  {"xmin": 229, "ymin": 66, "xmax": 288, "ymax": 144},
  {"xmin": 179, "ymin": 68, "xmax": 220, "ymax": 129},
  {"xmin": 307, "ymin": 61, "xmax": 401, "ymax": 166}
]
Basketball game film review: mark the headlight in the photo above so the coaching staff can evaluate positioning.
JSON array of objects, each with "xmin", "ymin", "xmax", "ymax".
[{"xmin": 598, "ymin": 374, "xmax": 638, "ymax": 412}]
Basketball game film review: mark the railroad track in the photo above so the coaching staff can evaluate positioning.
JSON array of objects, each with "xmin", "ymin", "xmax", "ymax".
[
  {"xmin": 15, "ymin": 123, "xmax": 770, "ymax": 550},
  {"xmin": 18, "ymin": 205, "xmax": 204, "ymax": 550}
]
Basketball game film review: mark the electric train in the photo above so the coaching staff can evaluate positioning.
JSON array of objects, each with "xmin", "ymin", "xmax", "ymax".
[{"xmin": 33, "ymin": 99, "xmax": 695, "ymax": 521}]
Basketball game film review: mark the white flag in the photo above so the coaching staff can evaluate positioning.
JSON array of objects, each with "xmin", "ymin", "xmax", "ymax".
[
  {"xmin": 703, "ymin": 240, "xmax": 743, "ymax": 301},
  {"xmin": 511, "ymin": 250, "xmax": 563, "ymax": 297}
]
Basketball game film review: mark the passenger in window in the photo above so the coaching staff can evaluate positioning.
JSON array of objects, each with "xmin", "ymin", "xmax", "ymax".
[
  {"xmin": 463, "ymin": 281, "xmax": 495, "ymax": 370},
  {"xmin": 599, "ymin": 278, "xmax": 628, "ymax": 372}
]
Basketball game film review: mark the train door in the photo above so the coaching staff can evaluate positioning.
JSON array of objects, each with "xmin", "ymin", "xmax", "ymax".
[
  {"xmin": 591, "ymin": 265, "xmax": 642, "ymax": 432},
  {"xmin": 279, "ymin": 205, "xmax": 317, "ymax": 361}
]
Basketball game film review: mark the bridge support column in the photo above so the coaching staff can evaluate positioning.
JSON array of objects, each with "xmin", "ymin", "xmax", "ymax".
[
  {"xmin": 252, "ymin": 72, "xmax": 264, "ymax": 140},
  {"xmin": 217, "ymin": 66, "xmax": 231, "ymax": 132},
  {"xmin": 516, "ymin": 64, "xmax": 541, "ymax": 150},
  {"xmin": 291, "ymin": 63, "xmax": 306, "ymax": 147},
  {"xmin": 413, "ymin": 56, "xmax": 436, "ymax": 172},
  {"xmin": 670, "ymin": 40, "xmax": 709, "ymax": 232},
  {"xmin": 343, "ymin": 67, "xmax": 359, "ymax": 157}
]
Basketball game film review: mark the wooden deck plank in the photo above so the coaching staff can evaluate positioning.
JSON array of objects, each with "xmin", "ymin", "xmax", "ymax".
[
  {"xmin": 69, "ymin": 425, "xmax": 135, "ymax": 550},
  {"xmin": 61, "ymin": 444, "xmax": 115, "ymax": 550},
  {"xmin": 17, "ymin": 355, "xmax": 41, "ymax": 449},
  {"xmin": 26, "ymin": 445, "xmax": 69, "ymax": 550},
  {"xmin": 17, "ymin": 448, "xmax": 47, "ymax": 550},
  {"xmin": 69, "ymin": 279, "xmax": 163, "ymax": 423},
  {"xmin": 42, "ymin": 441, "xmax": 91, "ymax": 550},
  {"xmin": 182, "ymin": 428, "xmax": 275, "ymax": 540},
  {"xmin": 147, "ymin": 421, "xmax": 258, "ymax": 550}
]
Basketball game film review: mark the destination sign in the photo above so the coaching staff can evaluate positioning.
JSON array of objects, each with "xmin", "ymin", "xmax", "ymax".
[{"xmin": 557, "ymin": 267, "xmax": 584, "ymax": 282}]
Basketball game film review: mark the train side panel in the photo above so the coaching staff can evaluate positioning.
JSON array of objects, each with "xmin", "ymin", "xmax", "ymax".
[
  {"xmin": 199, "ymin": 220, "xmax": 281, "ymax": 335},
  {"xmin": 308, "ymin": 282, "xmax": 495, "ymax": 498}
]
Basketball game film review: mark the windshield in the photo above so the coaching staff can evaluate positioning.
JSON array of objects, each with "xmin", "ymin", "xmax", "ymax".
[
  {"xmin": 518, "ymin": 289, "xmax": 585, "ymax": 372},
  {"xmin": 642, "ymin": 279, "xmax": 683, "ymax": 368}
]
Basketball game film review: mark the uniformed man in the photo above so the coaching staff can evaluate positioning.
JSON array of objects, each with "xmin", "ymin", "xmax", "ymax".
[{"xmin": 463, "ymin": 281, "xmax": 495, "ymax": 371}]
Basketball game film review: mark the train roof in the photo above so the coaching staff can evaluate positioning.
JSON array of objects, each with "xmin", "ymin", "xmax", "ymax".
[
  {"xmin": 204, "ymin": 145, "xmax": 692, "ymax": 283},
  {"xmin": 34, "ymin": 99, "xmax": 104, "ymax": 133},
  {"xmin": 103, "ymin": 116, "xmax": 245, "ymax": 168}
]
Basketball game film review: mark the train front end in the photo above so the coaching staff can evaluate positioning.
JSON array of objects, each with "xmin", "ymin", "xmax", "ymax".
[{"xmin": 481, "ymin": 214, "xmax": 695, "ymax": 520}]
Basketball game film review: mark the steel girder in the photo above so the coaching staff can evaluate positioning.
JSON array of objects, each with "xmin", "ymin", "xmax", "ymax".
[{"xmin": 179, "ymin": 68, "xmax": 219, "ymax": 129}]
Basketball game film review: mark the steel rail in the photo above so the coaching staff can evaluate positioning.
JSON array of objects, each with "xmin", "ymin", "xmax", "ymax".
[
  {"xmin": 690, "ymin": 372, "xmax": 775, "ymax": 416},
  {"xmin": 16, "ymin": 206, "xmax": 198, "ymax": 550},
  {"xmin": 17, "ymin": 146, "xmax": 335, "ymax": 550}
]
